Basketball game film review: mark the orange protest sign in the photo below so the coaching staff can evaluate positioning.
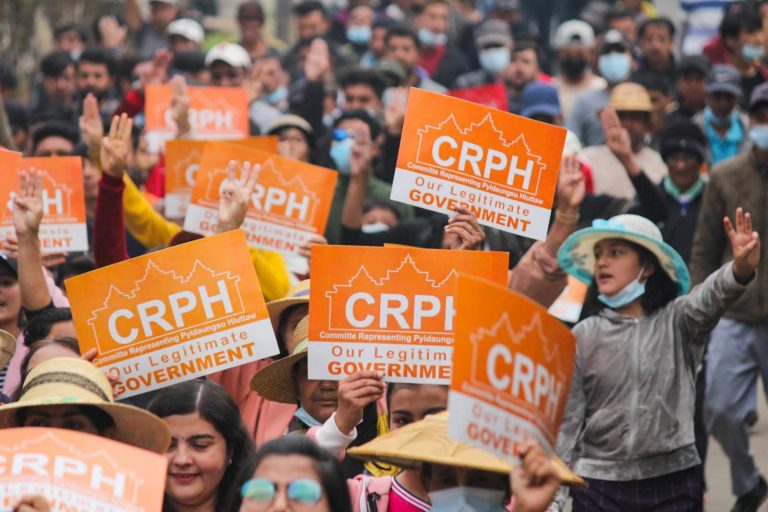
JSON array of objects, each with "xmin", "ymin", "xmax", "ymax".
[
  {"xmin": 0, "ymin": 149, "xmax": 21, "ymax": 221},
  {"xmin": 308, "ymin": 245, "xmax": 509, "ymax": 383},
  {"xmin": 164, "ymin": 137, "xmax": 278, "ymax": 218},
  {"xmin": 65, "ymin": 230, "xmax": 278, "ymax": 398},
  {"xmin": 548, "ymin": 276, "xmax": 589, "ymax": 323},
  {"xmin": 0, "ymin": 157, "xmax": 88, "ymax": 253},
  {"xmin": 392, "ymin": 88, "xmax": 566, "ymax": 240},
  {"xmin": 183, "ymin": 142, "xmax": 337, "ymax": 256},
  {"xmin": 447, "ymin": 274, "xmax": 575, "ymax": 457},
  {"xmin": 145, "ymin": 84, "xmax": 249, "ymax": 152},
  {"xmin": 0, "ymin": 428, "xmax": 167, "ymax": 511}
]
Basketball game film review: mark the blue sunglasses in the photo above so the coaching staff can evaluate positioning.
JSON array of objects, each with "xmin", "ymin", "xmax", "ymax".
[{"xmin": 241, "ymin": 478, "xmax": 323, "ymax": 504}]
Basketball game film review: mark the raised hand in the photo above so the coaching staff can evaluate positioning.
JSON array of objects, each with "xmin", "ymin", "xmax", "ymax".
[
  {"xmin": 100, "ymin": 114, "xmax": 133, "ymax": 179},
  {"xmin": 384, "ymin": 87, "xmax": 408, "ymax": 135},
  {"xmin": 12, "ymin": 169, "xmax": 44, "ymax": 240},
  {"xmin": 298, "ymin": 233, "xmax": 328, "ymax": 262},
  {"xmin": 245, "ymin": 61, "xmax": 265, "ymax": 104},
  {"xmin": 725, "ymin": 207, "xmax": 761, "ymax": 283},
  {"xmin": 600, "ymin": 108, "xmax": 637, "ymax": 173},
  {"xmin": 12, "ymin": 494, "xmax": 51, "ymax": 512},
  {"xmin": 349, "ymin": 124, "xmax": 374, "ymax": 179},
  {"xmin": 335, "ymin": 371, "xmax": 386, "ymax": 434},
  {"xmin": 556, "ymin": 155, "xmax": 585, "ymax": 212},
  {"xmin": 79, "ymin": 93, "xmax": 104, "ymax": 156},
  {"xmin": 511, "ymin": 440, "xmax": 561, "ymax": 512},
  {"xmin": 217, "ymin": 160, "xmax": 259, "ymax": 232},
  {"xmin": 444, "ymin": 207, "xmax": 485, "ymax": 250},
  {"xmin": 169, "ymin": 75, "xmax": 191, "ymax": 137},
  {"xmin": 98, "ymin": 15, "xmax": 127, "ymax": 50},
  {"xmin": 304, "ymin": 38, "xmax": 331, "ymax": 82}
]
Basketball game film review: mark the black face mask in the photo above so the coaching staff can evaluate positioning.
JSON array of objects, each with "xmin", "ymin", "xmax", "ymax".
[{"xmin": 559, "ymin": 56, "xmax": 588, "ymax": 79}]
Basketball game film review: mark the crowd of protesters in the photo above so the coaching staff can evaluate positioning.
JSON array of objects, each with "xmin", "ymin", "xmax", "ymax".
[{"xmin": 0, "ymin": 0, "xmax": 767, "ymax": 510}]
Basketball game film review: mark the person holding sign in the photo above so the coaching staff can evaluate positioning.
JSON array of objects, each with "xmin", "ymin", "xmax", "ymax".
[{"xmin": 553, "ymin": 209, "xmax": 761, "ymax": 510}]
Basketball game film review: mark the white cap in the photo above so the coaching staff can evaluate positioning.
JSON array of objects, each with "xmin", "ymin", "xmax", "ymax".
[
  {"xmin": 553, "ymin": 20, "xmax": 595, "ymax": 49},
  {"xmin": 205, "ymin": 42, "xmax": 251, "ymax": 69},
  {"xmin": 168, "ymin": 18, "xmax": 204, "ymax": 44}
]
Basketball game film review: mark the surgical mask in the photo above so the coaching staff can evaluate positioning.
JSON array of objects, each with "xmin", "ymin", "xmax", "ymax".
[
  {"xmin": 559, "ymin": 56, "xmax": 588, "ymax": 79},
  {"xmin": 347, "ymin": 25, "xmax": 372, "ymax": 46},
  {"xmin": 749, "ymin": 125, "xmax": 768, "ymax": 150},
  {"xmin": 703, "ymin": 106, "xmax": 731, "ymax": 127},
  {"xmin": 294, "ymin": 406, "xmax": 322, "ymax": 427},
  {"xmin": 598, "ymin": 52, "xmax": 632, "ymax": 83},
  {"xmin": 427, "ymin": 487, "xmax": 506, "ymax": 512},
  {"xmin": 598, "ymin": 266, "xmax": 647, "ymax": 309},
  {"xmin": 742, "ymin": 43, "xmax": 765, "ymax": 61},
  {"xmin": 361, "ymin": 222, "xmax": 390, "ymax": 234},
  {"xmin": 418, "ymin": 28, "xmax": 447, "ymax": 48},
  {"xmin": 479, "ymin": 47, "xmax": 511, "ymax": 75},
  {"xmin": 330, "ymin": 129, "xmax": 354, "ymax": 175},
  {"xmin": 69, "ymin": 49, "xmax": 82, "ymax": 61},
  {"xmin": 262, "ymin": 85, "xmax": 288, "ymax": 106}
]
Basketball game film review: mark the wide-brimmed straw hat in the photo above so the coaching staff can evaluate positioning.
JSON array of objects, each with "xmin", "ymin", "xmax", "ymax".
[
  {"xmin": 557, "ymin": 214, "xmax": 690, "ymax": 295},
  {"xmin": 0, "ymin": 358, "xmax": 171, "ymax": 453},
  {"xmin": 0, "ymin": 329, "xmax": 16, "ymax": 368},
  {"xmin": 267, "ymin": 280, "xmax": 310, "ymax": 332},
  {"xmin": 250, "ymin": 315, "xmax": 309, "ymax": 403},
  {"xmin": 347, "ymin": 412, "xmax": 586, "ymax": 487}
]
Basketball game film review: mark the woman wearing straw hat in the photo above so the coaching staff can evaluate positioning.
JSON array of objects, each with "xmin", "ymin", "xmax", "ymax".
[
  {"xmin": 0, "ymin": 357, "xmax": 170, "ymax": 453},
  {"xmin": 552, "ymin": 208, "xmax": 760, "ymax": 510}
]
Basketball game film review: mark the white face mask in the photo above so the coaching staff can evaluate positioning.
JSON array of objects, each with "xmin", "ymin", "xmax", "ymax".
[
  {"xmin": 361, "ymin": 222, "xmax": 390, "ymax": 234},
  {"xmin": 427, "ymin": 486, "xmax": 506, "ymax": 512}
]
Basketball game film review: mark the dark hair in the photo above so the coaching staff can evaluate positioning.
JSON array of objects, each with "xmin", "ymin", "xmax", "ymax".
[
  {"xmin": 54, "ymin": 254, "xmax": 96, "ymax": 289},
  {"xmin": 225, "ymin": 435, "xmax": 352, "ymax": 512},
  {"xmin": 719, "ymin": 12, "xmax": 742, "ymax": 41},
  {"xmin": 582, "ymin": 240, "xmax": 679, "ymax": 318},
  {"xmin": 78, "ymin": 46, "xmax": 117, "ymax": 76},
  {"xmin": 14, "ymin": 337, "xmax": 81, "ymax": 401},
  {"xmin": 334, "ymin": 109, "xmax": 382, "ymax": 141},
  {"xmin": 31, "ymin": 121, "xmax": 79, "ymax": 153},
  {"xmin": 339, "ymin": 68, "xmax": 387, "ymax": 100},
  {"xmin": 23, "ymin": 308, "xmax": 73, "ymax": 346},
  {"xmin": 148, "ymin": 380, "xmax": 255, "ymax": 511},
  {"xmin": 40, "ymin": 51, "xmax": 74, "ymax": 78},
  {"xmin": 238, "ymin": 0, "xmax": 265, "ymax": 23},
  {"xmin": 363, "ymin": 198, "xmax": 401, "ymax": 220},
  {"xmin": 171, "ymin": 50, "xmax": 207, "ymax": 75},
  {"xmin": 0, "ymin": 62, "xmax": 17, "ymax": 90},
  {"xmin": 275, "ymin": 303, "xmax": 308, "ymax": 358},
  {"xmin": 385, "ymin": 25, "xmax": 420, "ymax": 49},
  {"xmin": 15, "ymin": 404, "xmax": 115, "ymax": 432},
  {"xmin": 638, "ymin": 17, "xmax": 676, "ymax": 40},
  {"xmin": 386, "ymin": 382, "xmax": 448, "ymax": 411},
  {"xmin": 5, "ymin": 100, "xmax": 28, "ymax": 132},
  {"xmin": 631, "ymin": 72, "xmax": 674, "ymax": 96},
  {"xmin": 605, "ymin": 7, "xmax": 634, "ymax": 24},
  {"xmin": 54, "ymin": 23, "xmax": 88, "ymax": 43},
  {"xmin": 293, "ymin": 0, "xmax": 328, "ymax": 19},
  {"xmin": 739, "ymin": 12, "xmax": 764, "ymax": 35},
  {"xmin": 511, "ymin": 40, "xmax": 544, "ymax": 67}
]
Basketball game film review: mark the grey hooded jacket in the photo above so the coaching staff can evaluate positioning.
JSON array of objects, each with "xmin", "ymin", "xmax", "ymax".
[{"xmin": 556, "ymin": 262, "xmax": 751, "ymax": 482}]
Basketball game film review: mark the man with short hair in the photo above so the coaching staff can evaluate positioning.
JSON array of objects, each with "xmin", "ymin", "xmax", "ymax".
[
  {"xmin": 384, "ymin": 26, "xmax": 446, "ymax": 93},
  {"xmin": 167, "ymin": 18, "xmax": 204, "ymax": 54},
  {"xmin": 339, "ymin": 69, "xmax": 386, "ymax": 113},
  {"xmin": 633, "ymin": 17, "xmax": 677, "ymax": 82},
  {"xmin": 205, "ymin": 42, "xmax": 251, "ymax": 87},
  {"xmin": 125, "ymin": 0, "xmax": 179, "ymax": 59},
  {"xmin": 30, "ymin": 121, "xmax": 79, "ymax": 157},
  {"xmin": 54, "ymin": 23, "xmax": 87, "ymax": 61},
  {"xmin": 76, "ymin": 47, "xmax": 120, "ymax": 122},
  {"xmin": 666, "ymin": 55, "xmax": 709, "ymax": 123},
  {"xmin": 452, "ymin": 19, "xmax": 512, "ymax": 90},
  {"xmin": 552, "ymin": 20, "xmax": 606, "ymax": 119},
  {"xmin": 412, "ymin": 0, "xmax": 469, "ymax": 88},
  {"xmin": 29, "ymin": 51, "xmax": 76, "ymax": 123},
  {"xmin": 237, "ymin": 0, "xmax": 286, "ymax": 60},
  {"xmin": 506, "ymin": 41, "xmax": 547, "ymax": 114}
]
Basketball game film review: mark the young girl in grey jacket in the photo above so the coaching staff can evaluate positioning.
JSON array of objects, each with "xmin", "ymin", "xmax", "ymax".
[{"xmin": 552, "ymin": 208, "xmax": 760, "ymax": 511}]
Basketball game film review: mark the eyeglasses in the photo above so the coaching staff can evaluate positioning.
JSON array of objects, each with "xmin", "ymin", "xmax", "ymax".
[{"xmin": 241, "ymin": 478, "xmax": 323, "ymax": 505}]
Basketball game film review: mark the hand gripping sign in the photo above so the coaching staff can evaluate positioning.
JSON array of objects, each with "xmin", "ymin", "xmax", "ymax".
[
  {"xmin": 165, "ymin": 137, "xmax": 278, "ymax": 218},
  {"xmin": 308, "ymin": 245, "xmax": 508, "ymax": 384},
  {"xmin": 0, "ymin": 428, "xmax": 166, "ymax": 512},
  {"xmin": 447, "ymin": 274, "xmax": 576, "ymax": 459},
  {"xmin": 145, "ymin": 84, "xmax": 249, "ymax": 152},
  {"xmin": 391, "ymin": 88, "xmax": 566, "ymax": 240},
  {"xmin": 65, "ymin": 230, "xmax": 279, "ymax": 398},
  {"xmin": 0, "ymin": 157, "xmax": 88, "ymax": 253},
  {"xmin": 183, "ymin": 142, "xmax": 337, "ymax": 256}
]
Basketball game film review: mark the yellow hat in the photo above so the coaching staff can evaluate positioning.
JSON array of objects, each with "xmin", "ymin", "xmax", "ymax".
[
  {"xmin": 607, "ymin": 82, "xmax": 652, "ymax": 112},
  {"xmin": 0, "ymin": 329, "xmax": 15, "ymax": 368},
  {"xmin": 250, "ymin": 315, "xmax": 309, "ymax": 403},
  {"xmin": 0, "ymin": 357, "xmax": 171, "ymax": 453},
  {"xmin": 347, "ymin": 412, "xmax": 586, "ymax": 487},
  {"xmin": 267, "ymin": 280, "xmax": 310, "ymax": 332}
]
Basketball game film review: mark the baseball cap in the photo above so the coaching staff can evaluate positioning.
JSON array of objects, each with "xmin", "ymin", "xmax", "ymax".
[
  {"xmin": 553, "ymin": 20, "xmax": 595, "ymax": 50},
  {"xmin": 706, "ymin": 64, "xmax": 741, "ymax": 97},
  {"xmin": 601, "ymin": 29, "xmax": 632, "ymax": 53},
  {"xmin": 0, "ymin": 254, "xmax": 17, "ymax": 278},
  {"xmin": 659, "ymin": 121, "xmax": 707, "ymax": 162},
  {"xmin": 607, "ymin": 82, "xmax": 652, "ymax": 112},
  {"xmin": 677, "ymin": 55, "xmax": 709, "ymax": 77},
  {"xmin": 475, "ymin": 19, "xmax": 512, "ymax": 48},
  {"xmin": 519, "ymin": 81, "xmax": 561, "ymax": 118},
  {"xmin": 205, "ymin": 42, "xmax": 251, "ymax": 69},
  {"xmin": 168, "ymin": 18, "xmax": 204, "ymax": 44},
  {"xmin": 749, "ymin": 81, "xmax": 768, "ymax": 112}
]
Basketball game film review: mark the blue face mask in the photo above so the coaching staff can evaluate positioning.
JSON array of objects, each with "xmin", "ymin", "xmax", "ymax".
[
  {"xmin": 262, "ymin": 85, "xmax": 288, "ymax": 106},
  {"xmin": 749, "ymin": 125, "xmax": 768, "ymax": 150},
  {"xmin": 598, "ymin": 266, "xmax": 647, "ymax": 309},
  {"xmin": 294, "ymin": 406, "xmax": 323, "ymax": 427},
  {"xmin": 418, "ymin": 28, "xmax": 447, "ymax": 48},
  {"xmin": 347, "ymin": 25, "xmax": 372, "ymax": 45},
  {"xmin": 479, "ymin": 47, "xmax": 511, "ymax": 75},
  {"xmin": 703, "ymin": 106, "xmax": 732, "ymax": 127},
  {"xmin": 330, "ymin": 130, "xmax": 355, "ymax": 175},
  {"xmin": 427, "ymin": 487, "xmax": 506, "ymax": 512},
  {"xmin": 742, "ymin": 44, "xmax": 765, "ymax": 61},
  {"xmin": 598, "ymin": 52, "xmax": 632, "ymax": 83}
]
